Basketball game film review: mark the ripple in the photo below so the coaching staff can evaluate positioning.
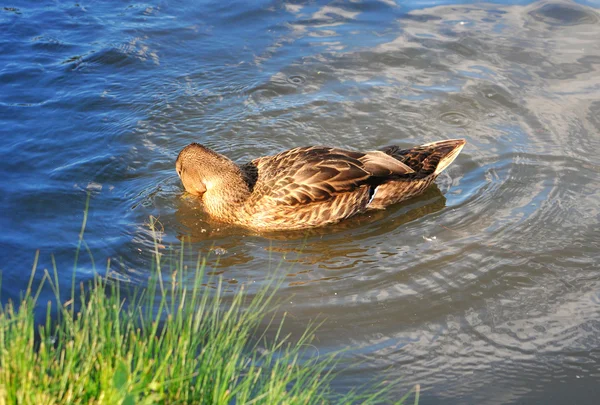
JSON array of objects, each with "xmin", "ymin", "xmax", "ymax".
[
  {"xmin": 529, "ymin": 3, "xmax": 599, "ymax": 26},
  {"xmin": 438, "ymin": 111, "xmax": 471, "ymax": 127},
  {"xmin": 247, "ymin": 88, "xmax": 279, "ymax": 106},
  {"xmin": 287, "ymin": 74, "xmax": 307, "ymax": 85}
]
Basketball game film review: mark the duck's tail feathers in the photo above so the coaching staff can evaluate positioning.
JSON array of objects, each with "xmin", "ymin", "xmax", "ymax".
[{"xmin": 421, "ymin": 139, "xmax": 466, "ymax": 176}]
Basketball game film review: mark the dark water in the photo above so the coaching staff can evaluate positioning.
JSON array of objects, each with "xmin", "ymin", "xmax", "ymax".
[{"xmin": 2, "ymin": 0, "xmax": 600, "ymax": 402}]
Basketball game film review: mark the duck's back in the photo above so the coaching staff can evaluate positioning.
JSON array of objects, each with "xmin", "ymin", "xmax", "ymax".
[
  {"xmin": 238, "ymin": 146, "xmax": 412, "ymax": 230},
  {"xmin": 235, "ymin": 140, "xmax": 464, "ymax": 230}
]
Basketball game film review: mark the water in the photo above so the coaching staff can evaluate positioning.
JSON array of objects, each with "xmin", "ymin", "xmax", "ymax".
[{"xmin": 2, "ymin": 0, "xmax": 600, "ymax": 402}]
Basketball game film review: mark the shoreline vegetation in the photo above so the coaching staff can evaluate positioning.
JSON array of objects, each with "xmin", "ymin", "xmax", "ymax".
[{"xmin": 0, "ymin": 201, "xmax": 419, "ymax": 404}]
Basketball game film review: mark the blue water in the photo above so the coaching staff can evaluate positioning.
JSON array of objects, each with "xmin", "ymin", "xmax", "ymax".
[{"xmin": 2, "ymin": 1, "xmax": 600, "ymax": 403}]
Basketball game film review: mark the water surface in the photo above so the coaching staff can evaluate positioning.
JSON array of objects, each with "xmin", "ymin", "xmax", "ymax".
[{"xmin": 2, "ymin": 1, "xmax": 600, "ymax": 403}]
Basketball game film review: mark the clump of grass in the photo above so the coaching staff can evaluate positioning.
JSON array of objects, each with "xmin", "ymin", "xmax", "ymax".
[{"xmin": 0, "ymin": 201, "xmax": 419, "ymax": 404}]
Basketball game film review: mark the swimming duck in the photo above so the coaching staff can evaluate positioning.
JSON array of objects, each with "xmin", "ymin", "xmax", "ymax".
[{"xmin": 176, "ymin": 139, "xmax": 465, "ymax": 231}]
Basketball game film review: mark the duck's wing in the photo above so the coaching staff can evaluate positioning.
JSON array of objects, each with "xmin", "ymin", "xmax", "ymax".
[
  {"xmin": 250, "ymin": 146, "xmax": 414, "ymax": 206},
  {"xmin": 358, "ymin": 150, "xmax": 415, "ymax": 177}
]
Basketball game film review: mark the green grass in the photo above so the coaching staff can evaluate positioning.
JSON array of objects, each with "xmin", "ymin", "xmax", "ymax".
[{"xmin": 0, "ymin": 202, "xmax": 419, "ymax": 404}]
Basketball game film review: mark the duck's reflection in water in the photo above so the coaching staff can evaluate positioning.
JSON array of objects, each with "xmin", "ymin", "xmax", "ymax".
[{"xmin": 175, "ymin": 185, "xmax": 447, "ymax": 278}]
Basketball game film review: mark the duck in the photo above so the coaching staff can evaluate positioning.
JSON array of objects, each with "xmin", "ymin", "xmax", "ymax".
[{"xmin": 176, "ymin": 139, "xmax": 465, "ymax": 231}]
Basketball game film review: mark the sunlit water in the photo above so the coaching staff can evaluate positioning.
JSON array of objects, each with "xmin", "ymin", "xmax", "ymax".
[{"xmin": 2, "ymin": 1, "xmax": 600, "ymax": 403}]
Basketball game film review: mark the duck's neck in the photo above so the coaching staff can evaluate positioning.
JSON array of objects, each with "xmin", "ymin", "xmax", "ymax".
[{"xmin": 202, "ymin": 163, "xmax": 251, "ymax": 221}]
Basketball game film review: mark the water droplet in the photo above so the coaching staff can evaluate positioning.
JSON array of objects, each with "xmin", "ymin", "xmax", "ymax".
[
  {"xmin": 287, "ymin": 75, "xmax": 306, "ymax": 85},
  {"xmin": 212, "ymin": 247, "xmax": 227, "ymax": 255},
  {"xmin": 86, "ymin": 182, "xmax": 102, "ymax": 191}
]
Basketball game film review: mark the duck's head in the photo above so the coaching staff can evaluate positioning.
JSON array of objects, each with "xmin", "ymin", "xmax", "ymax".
[
  {"xmin": 176, "ymin": 143, "xmax": 219, "ymax": 196},
  {"xmin": 176, "ymin": 143, "xmax": 248, "ymax": 200}
]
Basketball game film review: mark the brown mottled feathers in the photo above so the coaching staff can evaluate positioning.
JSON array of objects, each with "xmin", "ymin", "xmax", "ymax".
[
  {"xmin": 247, "ymin": 146, "xmax": 413, "ymax": 206},
  {"xmin": 380, "ymin": 139, "xmax": 465, "ymax": 178},
  {"xmin": 176, "ymin": 139, "xmax": 465, "ymax": 230},
  {"xmin": 367, "ymin": 139, "xmax": 466, "ymax": 209}
]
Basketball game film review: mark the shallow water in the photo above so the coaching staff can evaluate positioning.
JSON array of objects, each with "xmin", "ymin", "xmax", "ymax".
[{"xmin": 2, "ymin": 0, "xmax": 600, "ymax": 403}]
